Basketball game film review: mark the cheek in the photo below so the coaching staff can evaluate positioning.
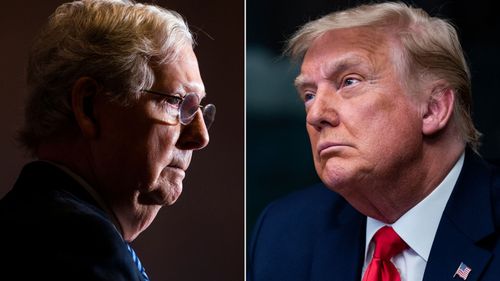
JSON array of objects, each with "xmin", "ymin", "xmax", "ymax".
[
  {"xmin": 146, "ymin": 125, "xmax": 180, "ymax": 165},
  {"xmin": 357, "ymin": 99, "xmax": 422, "ymax": 156},
  {"xmin": 350, "ymin": 91, "xmax": 417, "ymax": 130}
]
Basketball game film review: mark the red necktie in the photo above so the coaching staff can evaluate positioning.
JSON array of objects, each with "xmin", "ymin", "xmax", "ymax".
[{"xmin": 362, "ymin": 226, "xmax": 408, "ymax": 281}]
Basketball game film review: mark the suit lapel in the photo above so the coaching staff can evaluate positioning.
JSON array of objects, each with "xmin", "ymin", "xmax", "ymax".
[
  {"xmin": 310, "ymin": 210, "xmax": 366, "ymax": 281},
  {"xmin": 424, "ymin": 152, "xmax": 495, "ymax": 281}
]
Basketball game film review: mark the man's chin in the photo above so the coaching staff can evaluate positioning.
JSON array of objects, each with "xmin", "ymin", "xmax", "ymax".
[{"xmin": 138, "ymin": 184, "xmax": 183, "ymax": 206}]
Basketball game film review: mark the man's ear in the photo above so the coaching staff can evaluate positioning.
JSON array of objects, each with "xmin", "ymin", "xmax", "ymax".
[
  {"xmin": 422, "ymin": 85, "xmax": 455, "ymax": 136},
  {"xmin": 71, "ymin": 77, "xmax": 100, "ymax": 139}
]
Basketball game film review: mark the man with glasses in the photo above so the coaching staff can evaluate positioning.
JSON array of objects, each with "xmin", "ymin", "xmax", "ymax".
[{"xmin": 0, "ymin": 0, "xmax": 214, "ymax": 280}]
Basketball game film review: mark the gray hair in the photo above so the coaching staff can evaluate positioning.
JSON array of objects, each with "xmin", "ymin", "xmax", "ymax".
[
  {"xmin": 286, "ymin": 2, "xmax": 481, "ymax": 152},
  {"xmin": 19, "ymin": 0, "xmax": 193, "ymax": 155}
]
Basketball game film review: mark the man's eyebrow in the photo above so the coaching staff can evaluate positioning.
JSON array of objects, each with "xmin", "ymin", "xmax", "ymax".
[
  {"xmin": 294, "ymin": 56, "xmax": 366, "ymax": 89},
  {"xmin": 175, "ymin": 82, "xmax": 206, "ymax": 99},
  {"xmin": 294, "ymin": 75, "xmax": 312, "ymax": 89}
]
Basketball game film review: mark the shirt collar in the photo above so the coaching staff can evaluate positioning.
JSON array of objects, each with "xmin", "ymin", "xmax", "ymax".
[{"xmin": 365, "ymin": 152, "xmax": 464, "ymax": 261}]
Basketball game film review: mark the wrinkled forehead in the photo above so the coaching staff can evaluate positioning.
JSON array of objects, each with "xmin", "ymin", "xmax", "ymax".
[
  {"xmin": 296, "ymin": 27, "xmax": 404, "ymax": 82},
  {"xmin": 153, "ymin": 46, "xmax": 206, "ymax": 98},
  {"xmin": 304, "ymin": 27, "xmax": 394, "ymax": 62}
]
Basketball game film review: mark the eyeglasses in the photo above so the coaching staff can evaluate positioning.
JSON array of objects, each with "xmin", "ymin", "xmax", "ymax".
[{"xmin": 142, "ymin": 89, "xmax": 216, "ymax": 129}]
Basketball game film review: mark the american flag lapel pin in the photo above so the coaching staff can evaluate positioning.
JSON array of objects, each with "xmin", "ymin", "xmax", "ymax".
[{"xmin": 453, "ymin": 262, "xmax": 472, "ymax": 280}]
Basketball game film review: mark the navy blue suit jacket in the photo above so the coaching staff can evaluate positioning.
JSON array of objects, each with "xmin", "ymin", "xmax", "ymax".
[
  {"xmin": 248, "ymin": 151, "xmax": 500, "ymax": 281},
  {"xmin": 0, "ymin": 161, "xmax": 146, "ymax": 281}
]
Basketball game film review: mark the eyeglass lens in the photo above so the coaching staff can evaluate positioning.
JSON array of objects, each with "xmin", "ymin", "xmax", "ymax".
[
  {"xmin": 202, "ymin": 104, "xmax": 216, "ymax": 129},
  {"xmin": 179, "ymin": 93, "xmax": 216, "ymax": 129}
]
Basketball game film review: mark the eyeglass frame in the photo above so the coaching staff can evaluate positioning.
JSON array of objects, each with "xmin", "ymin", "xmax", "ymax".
[{"xmin": 141, "ymin": 89, "xmax": 215, "ymax": 128}]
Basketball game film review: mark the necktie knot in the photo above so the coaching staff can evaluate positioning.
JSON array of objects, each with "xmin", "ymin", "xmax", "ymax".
[
  {"xmin": 372, "ymin": 226, "xmax": 407, "ymax": 260},
  {"xmin": 362, "ymin": 226, "xmax": 407, "ymax": 281}
]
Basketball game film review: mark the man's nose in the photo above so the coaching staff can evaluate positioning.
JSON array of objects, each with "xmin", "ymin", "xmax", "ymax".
[
  {"xmin": 177, "ymin": 110, "xmax": 209, "ymax": 150},
  {"xmin": 306, "ymin": 88, "xmax": 340, "ymax": 131}
]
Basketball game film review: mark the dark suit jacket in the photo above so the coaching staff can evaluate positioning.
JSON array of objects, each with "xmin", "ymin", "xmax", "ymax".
[
  {"xmin": 248, "ymin": 151, "xmax": 500, "ymax": 281},
  {"xmin": 0, "ymin": 161, "xmax": 146, "ymax": 281}
]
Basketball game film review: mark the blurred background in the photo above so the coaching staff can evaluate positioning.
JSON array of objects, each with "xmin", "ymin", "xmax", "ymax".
[
  {"xmin": 0, "ymin": 0, "xmax": 243, "ymax": 280},
  {"xmin": 247, "ymin": 0, "xmax": 500, "ymax": 239}
]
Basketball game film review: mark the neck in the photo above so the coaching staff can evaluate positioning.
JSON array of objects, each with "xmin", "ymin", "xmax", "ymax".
[
  {"xmin": 351, "ymin": 138, "xmax": 465, "ymax": 224},
  {"xmin": 37, "ymin": 138, "xmax": 98, "ymax": 188}
]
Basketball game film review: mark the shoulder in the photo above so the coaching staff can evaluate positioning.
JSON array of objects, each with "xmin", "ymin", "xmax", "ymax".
[
  {"xmin": 255, "ymin": 183, "xmax": 356, "ymax": 232},
  {"xmin": 249, "ymin": 183, "xmax": 351, "ymax": 256},
  {"xmin": 459, "ymin": 152, "xmax": 500, "ymax": 228},
  {"xmin": 0, "ymin": 162, "xmax": 139, "ymax": 280},
  {"xmin": 248, "ymin": 183, "xmax": 362, "ymax": 281},
  {"xmin": 0, "ymin": 162, "xmax": 116, "ymax": 240},
  {"xmin": 487, "ymin": 162, "xmax": 500, "ymax": 229}
]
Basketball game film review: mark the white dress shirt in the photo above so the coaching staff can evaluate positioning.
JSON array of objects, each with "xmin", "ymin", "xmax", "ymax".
[{"xmin": 362, "ymin": 153, "xmax": 464, "ymax": 281}]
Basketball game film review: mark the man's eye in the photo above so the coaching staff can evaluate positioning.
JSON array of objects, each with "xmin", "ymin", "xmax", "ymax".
[
  {"xmin": 303, "ymin": 92, "xmax": 315, "ymax": 103},
  {"xmin": 164, "ymin": 96, "xmax": 182, "ymax": 106},
  {"xmin": 342, "ymin": 77, "xmax": 360, "ymax": 87}
]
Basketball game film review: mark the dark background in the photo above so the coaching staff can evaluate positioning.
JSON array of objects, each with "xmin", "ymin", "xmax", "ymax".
[
  {"xmin": 0, "ymin": 1, "xmax": 243, "ymax": 280},
  {"xmin": 247, "ymin": 0, "xmax": 500, "ymax": 239}
]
